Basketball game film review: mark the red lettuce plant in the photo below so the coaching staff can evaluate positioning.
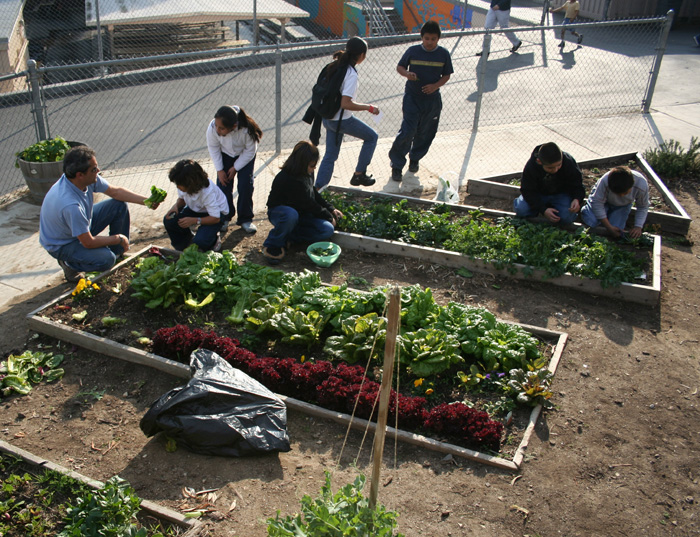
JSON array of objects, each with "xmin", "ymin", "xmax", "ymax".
[{"xmin": 152, "ymin": 325, "xmax": 502, "ymax": 451}]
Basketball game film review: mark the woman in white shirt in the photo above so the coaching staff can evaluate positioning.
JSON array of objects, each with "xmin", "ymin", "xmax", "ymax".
[
  {"xmin": 315, "ymin": 37, "xmax": 381, "ymax": 191},
  {"xmin": 163, "ymin": 159, "xmax": 229, "ymax": 252},
  {"xmin": 206, "ymin": 105, "xmax": 263, "ymax": 233}
]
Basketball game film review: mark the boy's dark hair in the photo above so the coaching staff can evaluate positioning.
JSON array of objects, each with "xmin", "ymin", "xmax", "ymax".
[
  {"xmin": 607, "ymin": 166, "xmax": 635, "ymax": 194},
  {"xmin": 537, "ymin": 142, "xmax": 563, "ymax": 165},
  {"xmin": 215, "ymin": 105, "xmax": 263, "ymax": 143},
  {"xmin": 421, "ymin": 20, "xmax": 441, "ymax": 38},
  {"xmin": 282, "ymin": 140, "xmax": 320, "ymax": 177},
  {"xmin": 169, "ymin": 159, "xmax": 209, "ymax": 193},
  {"xmin": 63, "ymin": 145, "xmax": 96, "ymax": 178}
]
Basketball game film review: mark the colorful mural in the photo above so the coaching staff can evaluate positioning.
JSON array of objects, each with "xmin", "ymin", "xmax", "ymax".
[
  {"xmin": 298, "ymin": 1, "xmax": 472, "ymax": 38},
  {"xmin": 399, "ymin": 0, "xmax": 472, "ymax": 33}
]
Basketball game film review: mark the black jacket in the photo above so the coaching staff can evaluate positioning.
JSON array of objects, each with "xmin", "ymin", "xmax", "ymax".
[
  {"xmin": 520, "ymin": 145, "xmax": 585, "ymax": 215},
  {"xmin": 266, "ymin": 169, "xmax": 335, "ymax": 222}
]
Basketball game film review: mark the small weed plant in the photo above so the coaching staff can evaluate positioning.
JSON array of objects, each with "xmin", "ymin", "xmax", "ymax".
[
  {"xmin": 643, "ymin": 137, "xmax": 700, "ymax": 180},
  {"xmin": 267, "ymin": 470, "xmax": 404, "ymax": 536}
]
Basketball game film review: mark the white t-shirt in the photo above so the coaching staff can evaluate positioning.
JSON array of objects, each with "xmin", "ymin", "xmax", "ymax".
[
  {"xmin": 178, "ymin": 178, "xmax": 229, "ymax": 217},
  {"xmin": 332, "ymin": 66, "xmax": 359, "ymax": 122}
]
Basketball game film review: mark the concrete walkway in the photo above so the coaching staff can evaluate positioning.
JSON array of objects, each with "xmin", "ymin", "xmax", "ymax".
[{"xmin": 1, "ymin": 27, "xmax": 698, "ymax": 313}]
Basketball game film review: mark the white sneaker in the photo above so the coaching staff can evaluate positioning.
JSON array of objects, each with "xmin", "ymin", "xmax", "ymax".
[
  {"xmin": 241, "ymin": 221, "xmax": 257, "ymax": 234},
  {"xmin": 212, "ymin": 232, "xmax": 222, "ymax": 252}
]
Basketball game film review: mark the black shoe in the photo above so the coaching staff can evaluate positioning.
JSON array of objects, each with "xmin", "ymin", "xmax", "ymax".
[
  {"xmin": 475, "ymin": 51, "xmax": 490, "ymax": 57},
  {"xmin": 408, "ymin": 160, "xmax": 419, "ymax": 173},
  {"xmin": 350, "ymin": 173, "xmax": 376, "ymax": 187},
  {"xmin": 391, "ymin": 168, "xmax": 402, "ymax": 182},
  {"xmin": 510, "ymin": 40, "xmax": 522, "ymax": 53},
  {"xmin": 58, "ymin": 259, "xmax": 85, "ymax": 283},
  {"xmin": 559, "ymin": 41, "xmax": 565, "ymax": 48},
  {"xmin": 577, "ymin": 34, "xmax": 584, "ymax": 45}
]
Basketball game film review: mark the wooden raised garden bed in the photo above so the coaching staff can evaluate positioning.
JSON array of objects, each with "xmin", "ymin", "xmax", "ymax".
[
  {"xmin": 465, "ymin": 152, "xmax": 691, "ymax": 235},
  {"xmin": 26, "ymin": 247, "xmax": 568, "ymax": 471},
  {"xmin": 0, "ymin": 439, "xmax": 203, "ymax": 536},
  {"xmin": 328, "ymin": 187, "xmax": 661, "ymax": 306}
]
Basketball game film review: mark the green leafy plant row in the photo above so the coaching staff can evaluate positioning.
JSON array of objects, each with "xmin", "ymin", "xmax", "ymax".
[
  {"xmin": 128, "ymin": 247, "xmax": 549, "ymax": 411},
  {"xmin": 327, "ymin": 195, "xmax": 649, "ymax": 288},
  {"xmin": 0, "ymin": 454, "xmax": 173, "ymax": 536}
]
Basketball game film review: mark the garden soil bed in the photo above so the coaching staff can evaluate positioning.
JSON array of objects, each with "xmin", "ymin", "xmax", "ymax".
[
  {"xmin": 1, "ymin": 178, "xmax": 700, "ymax": 536},
  {"xmin": 26, "ymin": 246, "xmax": 568, "ymax": 470},
  {"xmin": 328, "ymin": 187, "xmax": 660, "ymax": 305}
]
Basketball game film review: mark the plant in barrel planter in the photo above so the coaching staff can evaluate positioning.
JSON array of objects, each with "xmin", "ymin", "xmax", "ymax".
[{"xmin": 15, "ymin": 136, "xmax": 83, "ymax": 203}]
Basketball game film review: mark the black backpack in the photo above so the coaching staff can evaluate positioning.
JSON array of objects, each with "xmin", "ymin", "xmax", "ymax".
[{"xmin": 311, "ymin": 63, "xmax": 350, "ymax": 119}]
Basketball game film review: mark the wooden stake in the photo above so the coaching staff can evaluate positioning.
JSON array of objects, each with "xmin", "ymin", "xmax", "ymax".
[{"xmin": 369, "ymin": 286, "xmax": 401, "ymax": 510}]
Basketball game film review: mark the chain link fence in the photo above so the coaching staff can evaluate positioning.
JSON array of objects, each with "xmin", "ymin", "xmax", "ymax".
[{"xmin": 1, "ymin": 11, "xmax": 671, "ymax": 202}]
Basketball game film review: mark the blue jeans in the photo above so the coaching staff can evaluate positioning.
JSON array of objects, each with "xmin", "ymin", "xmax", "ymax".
[
  {"xmin": 315, "ymin": 116, "xmax": 378, "ymax": 190},
  {"xmin": 389, "ymin": 93, "xmax": 442, "ymax": 170},
  {"xmin": 217, "ymin": 153, "xmax": 255, "ymax": 225},
  {"xmin": 263, "ymin": 206, "xmax": 335, "ymax": 249},
  {"xmin": 52, "ymin": 199, "xmax": 130, "ymax": 273},
  {"xmin": 580, "ymin": 201, "xmax": 632, "ymax": 230},
  {"xmin": 163, "ymin": 207, "xmax": 225, "ymax": 251},
  {"xmin": 513, "ymin": 193, "xmax": 578, "ymax": 225}
]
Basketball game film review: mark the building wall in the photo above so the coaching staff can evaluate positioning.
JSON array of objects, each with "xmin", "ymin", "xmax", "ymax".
[{"xmin": 0, "ymin": 11, "xmax": 28, "ymax": 93}]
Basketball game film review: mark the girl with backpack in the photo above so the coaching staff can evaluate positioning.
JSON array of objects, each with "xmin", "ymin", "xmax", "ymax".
[
  {"xmin": 314, "ymin": 37, "xmax": 381, "ymax": 191},
  {"xmin": 206, "ymin": 105, "xmax": 262, "ymax": 233}
]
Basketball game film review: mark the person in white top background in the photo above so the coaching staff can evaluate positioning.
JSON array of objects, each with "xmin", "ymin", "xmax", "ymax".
[
  {"xmin": 314, "ymin": 37, "xmax": 381, "ymax": 191},
  {"xmin": 206, "ymin": 105, "xmax": 263, "ymax": 234}
]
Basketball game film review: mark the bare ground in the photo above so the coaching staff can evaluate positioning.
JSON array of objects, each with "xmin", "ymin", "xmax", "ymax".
[{"xmin": 1, "ymin": 182, "xmax": 699, "ymax": 536}]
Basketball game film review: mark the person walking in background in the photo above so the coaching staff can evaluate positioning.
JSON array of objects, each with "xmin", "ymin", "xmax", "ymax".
[
  {"xmin": 477, "ymin": 0, "xmax": 523, "ymax": 55},
  {"xmin": 551, "ymin": 0, "xmax": 584, "ymax": 49},
  {"xmin": 314, "ymin": 37, "xmax": 380, "ymax": 191},
  {"xmin": 389, "ymin": 20, "xmax": 453, "ymax": 182},
  {"xmin": 206, "ymin": 105, "xmax": 262, "ymax": 234},
  {"xmin": 163, "ymin": 159, "xmax": 228, "ymax": 252},
  {"xmin": 39, "ymin": 145, "xmax": 160, "ymax": 282},
  {"xmin": 513, "ymin": 142, "xmax": 585, "ymax": 225},
  {"xmin": 580, "ymin": 166, "xmax": 649, "ymax": 239},
  {"xmin": 262, "ymin": 141, "xmax": 343, "ymax": 265}
]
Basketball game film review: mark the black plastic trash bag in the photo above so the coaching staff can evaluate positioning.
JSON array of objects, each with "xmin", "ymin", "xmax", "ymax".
[{"xmin": 140, "ymin": 349, "xmax": 291, "ymax": 456}]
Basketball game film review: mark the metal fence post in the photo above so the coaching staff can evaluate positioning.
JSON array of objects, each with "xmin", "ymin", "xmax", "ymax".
[
  {"xmin": 27, "ymin": 60, "xmax": 48, "ymax": 141},
  {"xmin": 472, "ymin": 32, "xmax": 491, "ymax": 132},
  {"xmin": 275, "ymin": 43, "xmax": 282, "ymax": 153},
  {"xmin": 643, "ymin": 10, "xmax": 674, "ymax": 114}
]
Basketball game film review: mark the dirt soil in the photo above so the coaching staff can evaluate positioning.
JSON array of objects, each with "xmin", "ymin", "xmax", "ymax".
[{"xmin": 2, "ymin": 178, "xmax": 700, "ymax": 537}]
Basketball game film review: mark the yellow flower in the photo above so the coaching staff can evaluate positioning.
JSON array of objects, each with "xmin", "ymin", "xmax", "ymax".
[
  {"xmin": 414, "ymin": 378, "xmax": 424, "ymax": 387},
  {"xmin": 425, "ymin": 388, "xmax": 434, "ymax": 395},
  {"xmin": 300, "ymin": 355, "xmax": 306, "ymax": 363}
]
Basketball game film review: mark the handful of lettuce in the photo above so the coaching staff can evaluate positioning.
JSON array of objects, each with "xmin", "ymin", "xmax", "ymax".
[{"xmin": 144, "ymin": 185, "xmax": 167, "ymax": 208}]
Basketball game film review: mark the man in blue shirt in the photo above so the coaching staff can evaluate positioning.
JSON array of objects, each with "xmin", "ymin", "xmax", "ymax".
[
  {"xmin": 39, "ymin": 145, "xmax": 160, "ymax": 282},
  {"xmin": 389, "ymin": 20, "xmax": 454, "ymax": 182}
]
